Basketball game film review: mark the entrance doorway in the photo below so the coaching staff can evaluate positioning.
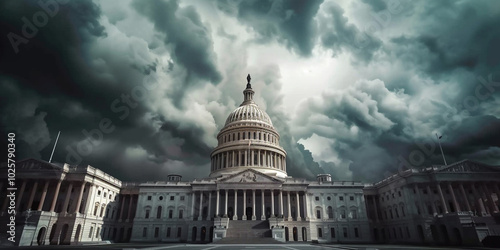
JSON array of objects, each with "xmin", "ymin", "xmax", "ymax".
[
  {"xmin": 285, "ymin": 227, "xmax": 289, "ymax": 241},
  {"xmin": 192, "ymin": 227, "xmax": 197, "ymax": 242},
  {"xmin": 201, "ymin": 227, "xmax": 206, "ymax": 242},
  {"xmin": 293, "ymin": 227, "xmax": 298, "ymax": 241},
  {"xmin": 37, "ymin": 227, "xmax": 47, "ymax": 245},
  {"xmin": 302, "ymin": 227, "xmax": 307, "ymax": 241}
]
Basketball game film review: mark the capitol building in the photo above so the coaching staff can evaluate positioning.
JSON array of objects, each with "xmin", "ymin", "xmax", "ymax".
[{"xmin": 1, "ymin": 76, "xmax": 499, "ymax": 247}]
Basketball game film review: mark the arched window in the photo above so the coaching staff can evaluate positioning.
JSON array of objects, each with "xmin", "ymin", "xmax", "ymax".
[
  {"xmin": 145, "ymin": 208, "xmax": 150, "ymax": 219},
  {"xmin": 340, "ymin": 209, "xmax": 346, "ymax": 219},
  {"xmin": 157, "ymin": 206, "xmax": 162, "ymax": 218},
  {"xmin": 316, "ymin": 209, "xmax": 321, "ymax": 219},
  {"xmin": 328, "ymin": 206, "xmax": 333, "ymax": 219}
]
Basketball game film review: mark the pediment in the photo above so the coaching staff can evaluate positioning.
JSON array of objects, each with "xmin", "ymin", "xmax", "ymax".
[
  {"xmin": 18, "ymin": 158, "xmax": 62, "ymax": 170},
  {"xmin": 218, "ymin": 169, "xmax": 283, "ymax": 184},
  {"xmin": 438, "ymin": 160, "xmax": 500, "ymax": 173}
]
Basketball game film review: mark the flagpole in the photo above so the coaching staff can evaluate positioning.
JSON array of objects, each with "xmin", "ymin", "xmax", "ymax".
[
  {"xmin": 49, "ymin": 131, "xmax": 61, "ymax": 163},
  {"xmin": 435, "ymin": 133, "xmax": 447, "ymax": 166}
]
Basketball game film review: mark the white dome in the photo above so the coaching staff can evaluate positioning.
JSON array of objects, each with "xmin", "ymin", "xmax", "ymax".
[{"xmin": 224, "ymin": 103, "xmax": 273, "ymax": 127}]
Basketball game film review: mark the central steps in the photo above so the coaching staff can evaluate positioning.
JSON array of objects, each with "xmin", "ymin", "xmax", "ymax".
[{"xmin": 225, "ymin": 220, "xmax": 271, "ymax": 238}]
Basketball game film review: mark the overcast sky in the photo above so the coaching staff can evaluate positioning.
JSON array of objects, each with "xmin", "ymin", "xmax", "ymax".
[{"xmin": 1, "ymin": 0, "xmax": 499, "ymax": 182}]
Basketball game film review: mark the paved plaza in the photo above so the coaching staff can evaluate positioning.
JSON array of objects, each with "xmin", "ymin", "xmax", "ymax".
[{"xmin": 12, "ymin": 243, "xmax": 498, "ymax": 250}]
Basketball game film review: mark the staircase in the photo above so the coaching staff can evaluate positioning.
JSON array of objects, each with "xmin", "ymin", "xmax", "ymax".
[{"xmin": 225, "ymin": 220, "xmax": 271, "ymax": 238}]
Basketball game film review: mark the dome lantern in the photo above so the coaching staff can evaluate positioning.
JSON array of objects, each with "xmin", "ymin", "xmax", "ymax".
[{"xmin": 242, "ymin": 74, "xmax": 255, "ymax": 106}]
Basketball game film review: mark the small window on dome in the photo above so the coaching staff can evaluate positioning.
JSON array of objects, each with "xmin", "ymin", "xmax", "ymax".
[{"xmin": 232, "ymin": 133, "xmax": 235, "ymax": 141}]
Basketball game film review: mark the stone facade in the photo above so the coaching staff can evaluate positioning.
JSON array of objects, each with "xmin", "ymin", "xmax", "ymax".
[{"xmin": 364, "ymin": 160, "xmax": 500, "ymax": 246}]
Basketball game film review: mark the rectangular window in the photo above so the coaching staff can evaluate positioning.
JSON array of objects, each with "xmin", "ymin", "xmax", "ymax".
[
  {"xmin": 350, "ymin": 196, "xmax": 354, "ymax": 201},
  {"xmin": 89, "ymin": 227, "xmax": 94, "ymax": 238},
  {"xmin": 330, "ymin": 227, "xmax": 335, "ymax": 238},
  {"xmin": 317, "ymin": 228, "xmax": 323, "ymax": 238},
  {"xmin": 315, "ymin": 196, "xmax": 319, "ymax": 201},
  {"xmin": 154, "ymin": 227, "xmax": 159, "ymax": 238},
  {"xmin": 166, "ymin": 227, "xmax": 171, "ymax": 237},
  {"xmin": 143, "ymin": 227, "xmax": 147, "ymax": 237},
  {"xmin": 343, "ymin": 227, "xmax": 348, "ymax": 238},
  {"xmin": 354, "ymin": 228, "xmax": 359, "ymax": 238},
  {"xmin": 170, "ymin": 196, "xmax": 175, "ymax": 201},
  {"xmin": 96, "ymin": 227, "xmax": 100, "ymax": 238},
  {"xmin": 147, "ymin": 196, "xmax": 152, "ymax": 200},
  {"xmin": 177, "ymin": 227, "xmax": 182, "ymax": 237},
  {"xmin": 316, "ymin": 210, "xmax": 321, "ymax": 219},
  {"xmin": 339, "ymin": 196, "xmax": 344, "ymax": 201},
  {"xmin": 180, "ymin": 196, "xmax": 185, "ymax": 201}
]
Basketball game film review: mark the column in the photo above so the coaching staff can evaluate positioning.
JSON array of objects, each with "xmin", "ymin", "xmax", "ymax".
[
  {"xmin": 243, "ymin": 190, "xmax": 247, "ymax": 220},
  {"xmin": 16, "ymin": 180, "xmax": 27, "ymax": 212},
  {"xmin": 251, "ymin": 150, "xmax": 254, "ymax": 165},
  {"xmin": 261, "ymin": 189, "xmax": 266, "ymax": 220},
  {"xmin": 74, "ymin": 182, "xmax": 86, "ymax": 213},
  {"xmin": 459, "ymin": 183, "xmax": 472, "ymax": 211},
  {"xmin": 257, "ymin": 150, "xmax": 260, "ymax": 166},
  {"xmin": 304, "ymin": 193, "xmax": 309, "ymax": 220},
  {"xmin": 279, "ymin": 190, "xmax": 284, "ymax": 216},
  {"xmin": 478, "ymin": 184, "xmax": 491, "ymax": 214},
  {"xmin": 264, "ymin": 151, "xmax": 267, "ymax": 166},
  {"xmin": 232, "ymin": 151, "xmax": 235, "ymax": 167},
  {"xmin": 287, "ymin": 191, "xmax": 292, "ymax": 220},
  {"xmin": 472, "ymin": 183, "xmax": 486, "ymax": 215},
  {"xmin": 372, "ymin": 196, "xmax": 379, "ymax": 222},
  {"xmin": 61, "ymin": 182, "xmax": 72, "ymax": 214},
  {"xmin": 271, "ymin": 190, "xmax": 275, "ymax": 217},
  {"xmin": 238, "ymin": 151, "xmax": 241, "ymax": 166},
  {"xmin": 208, "ymin": 192, "xmax": 212, "ymax": 220},
  {"xmin": 233, "ymin": 190, "xmax": 238, "ymax": 220},
  {"xmin": 252, "ymin": 189, "xmax": 256, "ymax": 220},
  {"xmin": 225, "ymin": 189, "xmax": 228, "ymax": 217},
  {"xmin": 127, "ymin": 195, "xmax": 134, "ymax": 221},
  {"xmin": 118, "ymin": 194, "xmax": 126, "ymax": 220},
  {"xmin": 448, "ymin": 182, "xmax": 460, "ymax": 212},
  {"xmin": 436, "ymin": 183, "xmax": 448, "ymax": 214},
  {"xmin": 244, "ymin": 150, "xmax": 248, "ymax": 166},
  {"xmin": 308, "ymin": 193, "xmax": 314, "ymax": 219},
  {"xmin": 426, "ymin": 185, "xmax": 437, "ymax": 214},
  {"xmin": 493, "ymin": 183, "xmax": 500, "ymax": 213},
  {"xmin": 37, "ymin": 181, "xmax": 50, "ymax": 211},
  {"xmin": 216, "ymin": 190, "xmax": 220, "ymax": 217},
  {"xmin": 296, "ymin": 192, "xmax": 301, "ymax": 220},
  {"xmin": 198, "ymin": 191, "xmax": 203, "ymax": 220},
  {"xmin": 26, "ymin": 181, "xmax": 38, "ymax": 211},
  {"xmin": 191, "ymin": 192, "xmax": 196, "ymax": 218},
  {"xmin": 484, "ymin": 183, "xmax": 498, "ymax": 213}
]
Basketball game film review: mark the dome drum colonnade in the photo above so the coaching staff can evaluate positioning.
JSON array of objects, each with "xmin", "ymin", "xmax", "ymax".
[{"xmin": 210, "ymin": 74, "xmax": 287, "ymax": 178}]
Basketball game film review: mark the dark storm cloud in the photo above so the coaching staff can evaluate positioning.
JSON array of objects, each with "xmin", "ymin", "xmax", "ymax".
[
  {"xmin": 319, "ymin": 2, "xmax": 382, "ymax": 62},
  {"xmin": 0, "ymin": 0, "xmax": 213, "ymax": 181},
  {"xmin": 132, "ymin": 0, "xmax": 222, "ymax": 84},
  {"xmin": 216, "ymin": 0, "xmax": 324, "ymax": 57}
]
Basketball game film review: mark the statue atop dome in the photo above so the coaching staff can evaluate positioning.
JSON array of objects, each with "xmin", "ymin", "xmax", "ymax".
[{"xmin": 246, "ymin": 74, "xmax": 252, "ymax": 89}]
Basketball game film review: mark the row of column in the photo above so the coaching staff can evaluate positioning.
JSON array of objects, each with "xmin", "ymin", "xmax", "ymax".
[
  {"xmin": 415, "ymin": 182, "xmax": 499, "ymax": 216},
  {"xmin": 117, "ymin": 194, "xmax": 137, "ymax": 221},
  {"xmin": 211, "ymin": 150, "xmax": 286, "ymax": 171},
  {"xmin": 213, "ymin": 189, "xmax": 305, "ymax": 220},
  {"xmin": 219, "ymin": 131, "xmax": 278, "ymax": 146},
  {"xmin": 0, "ymin": 179, "xmax": 79, "ymax": 213}
]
